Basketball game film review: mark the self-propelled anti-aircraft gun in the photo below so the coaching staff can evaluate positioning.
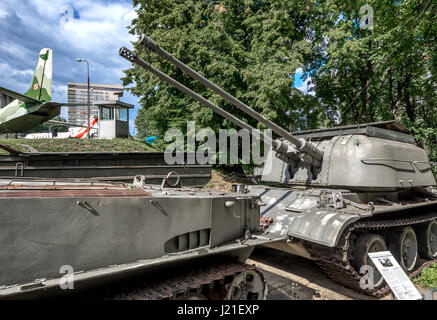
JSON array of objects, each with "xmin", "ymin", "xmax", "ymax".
[{"xmin": 120, "ymin": 36, "xmax": 437, "ymax": 297}]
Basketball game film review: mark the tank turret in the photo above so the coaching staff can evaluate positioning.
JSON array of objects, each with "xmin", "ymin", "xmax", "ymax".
[
  {"xmin": 121, "ymin": 37, "xmax": 435, "ymax": 190},
  {"xmin": 263, "ymin": 121, "xmax": 436, "ymax": 189}
]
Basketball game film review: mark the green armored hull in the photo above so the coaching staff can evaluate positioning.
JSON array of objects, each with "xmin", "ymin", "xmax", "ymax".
[{"xmin": 0, "ymin": 177, "xmax": 279, "ymax": 299}]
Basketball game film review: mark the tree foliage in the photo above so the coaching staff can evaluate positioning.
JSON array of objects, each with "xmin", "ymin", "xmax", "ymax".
[
  {"xmin": 413, "ymin": 263, "xmax": 437, "ymax": 289},
  {"xmin": 124, "ymin": 0, "xmax": 436, "ymax": 163},
  {"xmin": 304, "ymin": 0, "xmax": 436, "ymax": 161},
  {"xmin": 124, "ymin": 0, "xmax": 328, "ymax": 140}
]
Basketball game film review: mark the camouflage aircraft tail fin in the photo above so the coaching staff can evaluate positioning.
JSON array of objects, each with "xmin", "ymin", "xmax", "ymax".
[{"xmin": 24, "ymin": 48, "xmax": 52, "ymax": 102}]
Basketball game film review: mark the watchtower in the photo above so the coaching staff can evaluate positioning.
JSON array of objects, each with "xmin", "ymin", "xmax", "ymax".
[{"xmin": 95, "ymin": 100, "xmax": 134, "ymax": 138}]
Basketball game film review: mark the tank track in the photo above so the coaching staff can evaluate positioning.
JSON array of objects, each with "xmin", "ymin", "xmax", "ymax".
[
  {"xmin": 102, "ymin": 261, "xmax": 266, "ymax": 300},
  {"xmin": 306, "ymin": 212, "xmax": 437, "ymax": 298}
]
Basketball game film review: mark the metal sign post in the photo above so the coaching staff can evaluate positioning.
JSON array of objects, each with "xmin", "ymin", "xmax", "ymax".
[
  {"xmin": 368, "ymin": 251, "xmax": 423, "ymax": 300},
  {"xmin": 332, "ymin": 192, "xmax": 344, "ymax": 209}
]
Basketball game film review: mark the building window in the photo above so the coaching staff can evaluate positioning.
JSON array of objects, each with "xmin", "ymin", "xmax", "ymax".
[{"xmin": 101, "ymin": 107, "xmax": 114, "ymax": 120}]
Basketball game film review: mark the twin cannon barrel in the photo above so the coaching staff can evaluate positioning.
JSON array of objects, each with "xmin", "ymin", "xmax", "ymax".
[{"xmin": 119, "ymin": 35, "xmax": 324, "ymax": 168}]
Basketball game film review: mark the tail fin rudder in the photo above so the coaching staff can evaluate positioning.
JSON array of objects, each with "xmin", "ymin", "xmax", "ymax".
[{"xmin": 24, "ymin": 48, "xmax": 52, "ymax": 102}]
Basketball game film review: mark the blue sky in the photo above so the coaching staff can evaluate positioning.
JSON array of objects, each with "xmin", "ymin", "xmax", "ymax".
[{"xmin": 0, "ymin": 0, "xmax": 311, "ymax": 135}]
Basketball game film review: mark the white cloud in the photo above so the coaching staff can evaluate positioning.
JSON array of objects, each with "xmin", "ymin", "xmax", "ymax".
[
  {"xmin": 0, "ymin": 62, "xmax": 30, "ymax": 93},
  {"xmin": 0, "ymin": 63, "xmax": 33, "ymax": 78},
  {"xmin": 293, "ymin": 67, "xmax": 315, "ymax": 96},
  {"xmin": 53, "ymin": 84, "xmax": 67, "ymax": 97},
  {"xmin": 13, "ymin": 69, "xmax": 33, "ymax": 77},
  {"xmin": 0, "ymin": 41, "xmax": 35, "ymax": 61},
  {"xmin": 0, "ymin": 7, "xmax": 8, "ymax": 18},
  {"xmin": 295, "ymin": 76, "xmax": 315, "ymax": 96},
  {"xmin": 123, "ymin": 10, "xmax": 138, "ymax": 22}
]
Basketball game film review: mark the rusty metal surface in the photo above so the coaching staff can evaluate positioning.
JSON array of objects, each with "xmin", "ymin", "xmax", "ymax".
[
  {"xmin": 0, "ymin": 180, "xmax": 152, "ymax": 197},
  {"xmin": 0, "ymin": 184, "xmax": 125, "ymax": 190},
  {"xmin": 0, "ymin": 188, "xmax": 152, "ymax": 198}
]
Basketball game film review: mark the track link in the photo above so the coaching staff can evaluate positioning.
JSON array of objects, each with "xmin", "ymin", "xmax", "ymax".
[
  {"xmin": 307, "ymin": 212, "xmax": 437, "ymax": 298},
  {"xmin": 102, "ymin": 261, "xmax": 266, "ymax": 300}
]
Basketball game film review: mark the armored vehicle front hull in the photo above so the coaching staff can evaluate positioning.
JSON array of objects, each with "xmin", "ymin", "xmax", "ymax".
[{"xmin": 252, "ymin": 185, "xmax": 437, "ymax": 296}]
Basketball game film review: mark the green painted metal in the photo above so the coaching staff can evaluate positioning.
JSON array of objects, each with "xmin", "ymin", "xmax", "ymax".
[{"xmin": 0, "ymin": 152, "xmax": 213, "ymax": 187}]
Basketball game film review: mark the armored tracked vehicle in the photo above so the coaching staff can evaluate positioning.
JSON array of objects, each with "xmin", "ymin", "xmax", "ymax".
[
  {"xmin": 254, "ymin": 121, "xmax": 437, "ymax": 296},
  {"xmin": 0, "ymin": 144, "xmax": 212, "ymax": 187},
  {"xmin": 120, "ymin": 35, "xmax": 437, "ymax": 297},
  {"xmin": 0, "ymin": 176, "xmax": 278, "ymax": 300}
]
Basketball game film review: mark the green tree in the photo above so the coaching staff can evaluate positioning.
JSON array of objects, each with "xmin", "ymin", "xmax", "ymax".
[
  {"xmin": 303, "ymin": 0, "xmax": 435, "ymax": 123},
  {"xmin": 123, "ymin": 0, "xmax": 436, "ymax": 168},
  {"xmin": 302, "ymin": 0, "xmax": 436, "ymax": 163}
]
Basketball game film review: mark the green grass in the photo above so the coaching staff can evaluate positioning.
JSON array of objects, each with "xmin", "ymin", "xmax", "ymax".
[
  {"xmin": 0, "ymin": 138, "xmax": 160, "ymax": 154},
  {"xmin": 413, "ymin": 263, "xmax": 437, "ymax": 289}
]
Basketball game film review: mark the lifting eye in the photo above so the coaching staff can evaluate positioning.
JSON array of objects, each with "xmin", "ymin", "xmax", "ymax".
[{"xmin": 225, "ymin": 201, "xmax": 235, "ymax": 208}]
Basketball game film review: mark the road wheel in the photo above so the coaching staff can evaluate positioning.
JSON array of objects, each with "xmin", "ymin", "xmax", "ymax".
[
  {"xmin": 352, "ymin": 233, "xmax": 387, "ymax": 289},
  {"xmin": 389, "ymin": 227, "xmax": 418, "ymax": 272},
  {"xmin": 416, "ymin": 220, "xmax": 437, "ymax": 259},
  {"xmin": 225, "ymin": 270, "xmax": 266, "ymax": 300}
]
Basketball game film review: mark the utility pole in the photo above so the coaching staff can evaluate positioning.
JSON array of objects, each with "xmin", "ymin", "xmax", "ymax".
[{"xmin": 76, "ymin": 58, "xmax": 91, "ymax": 139}]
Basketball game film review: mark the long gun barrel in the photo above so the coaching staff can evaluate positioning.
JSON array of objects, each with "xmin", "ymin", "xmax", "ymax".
[
  {"xmin": 119, "ymin": 46, "xmax": 273, "ymax": 144},
  {"xmin": 138, "ymin": 35, "xmax": 323, "ymax": 166}
]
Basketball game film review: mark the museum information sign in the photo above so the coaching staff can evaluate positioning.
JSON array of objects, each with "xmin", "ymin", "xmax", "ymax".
[{"xmin": 368, "ymin": 251, "xmax": 422, "ymax": 300}]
